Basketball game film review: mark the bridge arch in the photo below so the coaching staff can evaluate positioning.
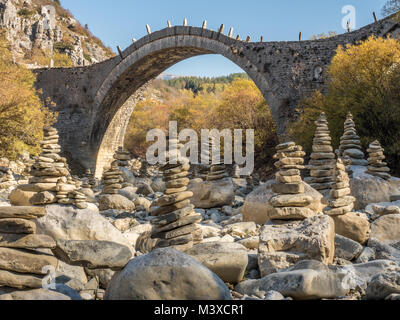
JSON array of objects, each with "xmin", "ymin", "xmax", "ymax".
[{"xmin": 91, "ymin": 26, "xmax": 282, "ymax": 177}]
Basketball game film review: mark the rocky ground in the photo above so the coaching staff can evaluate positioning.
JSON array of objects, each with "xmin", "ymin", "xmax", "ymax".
[{"xmin": 1, "ymin": 148, "xmax": 400, "ymax": 301}]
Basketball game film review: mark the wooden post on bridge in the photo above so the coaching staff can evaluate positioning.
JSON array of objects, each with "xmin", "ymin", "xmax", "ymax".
[
  {"xmin": 183, "ymin": 18, "xmax": 187, "ymax": 26},
  {"xmin": 167, "ymin": 20, "xmax": 172, "ymax": 28},
  {"xmin": 117, "ymin": 46, "xmax": 123, "ymax": 59},
  {"xmin": 299, "ymin": 32, "xmax": 302, "ymax": 41},
  {"xmin": 260, "ymin": 36, "xmax": 264, "ymax": 42},
  {"xmin": 228, "ymin": 27, "xmax": 233, "ymax": 38},
  {"xmin": 202, "ymin": 20, "xmax": 207, "ymax": 29},
  {"xmin": 218, "ymin": 24, "xmax": 225, "ymax": 34},
  {"xmin": 132, "ymin": 38, "xmax": 137, "ymax": 43},
  {"xmin": 246, "ymin": 36, "xmax": 251, "ymax": 42},
  {"xmin": 373, "ymin": 12, "xmax": 378, "ymax": 23},
  {"xmin": 236, "ymin": 34, "xmax": 241, "ymax": 40},
  {"xmin": 146, "ymin": 24, "xmax": 151, "ymax": 35},
  {"xmin": 347, "ymin": 21, "xmax": 351, "ymax": 32}
]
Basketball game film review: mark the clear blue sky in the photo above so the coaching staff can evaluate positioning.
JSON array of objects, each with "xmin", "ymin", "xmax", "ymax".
[{"xmin": 61, "ymin": 0, "xmax": 388, "ymax": 77}]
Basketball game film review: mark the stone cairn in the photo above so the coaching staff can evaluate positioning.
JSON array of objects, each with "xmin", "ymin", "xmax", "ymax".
[
  {"xmin": 323, "ymin": 157, "xmax": 355, "ymax": 216},
  {"xmin": 0, "ymin": 206, "xmax": 58, "ymax": 290},
  {"xmin": 0, "ymin": 167, "xmax": 16, "ymax": 189},
  {"xmin": 83, "ymin": 169, "xmax": 97, "ymax": 190},
  {"xmin": 101, "ymin": 160, "xmax": 123, "ymax": 195},
  {"xmin": 269, "ymin": 142, "xmax": 316, "ymax": 220},
  {"xmin": 305, "ymin": 113, "xmax": 336, "ymax": 195},
  {"xmin": 339, "ymin": 112, "xmax": 367, "ymax": 166},
  {"xmin": 113, "ymin": 147, "xmax": 132, "ymax": 188},
  {"xmin": 366, "ymin": 140, "xmax": 391, "ymax": 180},
  {"xmin": 206, "ymin": 135, "xmax": 229, "ymax": 182},
  {"xmin": 150, "ymin": 138, "xmax": 202, "ymax": 251}
]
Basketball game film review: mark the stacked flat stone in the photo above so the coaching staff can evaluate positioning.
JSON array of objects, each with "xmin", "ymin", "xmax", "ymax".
[
  {"xmin": 27, "ymin": 127, "xmax": 75, "ymax": 204},
  {"xmin": 197, "ymin": 137, "xmax": 211, "ymax": 180},
  {"xmin": 305, "ymin": 113, "xmax": 336, "ymax": 194},
  {"xmin": 150, "ymin": 139, "xmax": 202, "ymax": 251},
  {"xmin": 55, "ymin": 176, "xmax": 76, "ymax": 206},
  {"xmin": 323, "ymin": 158, "xmax": 355, "ymax": 216},
  {"xmin": 0, "ymin": 167, "xmax": 16, "ymax": 189},
  {"xmin": 102, "ymin": 160, "xmax": 123, "ymax": 194},
  {"xmin": 0, "ymin": 206, "xmax": 57, "ymax": 290},
  {"xmin": 70, "ymin": 190, "xmax": 88, "ymax": 209},
  {"xmin": 339, "ymin": 112, "xmax": 368, "ymax": 166},
  {"xmin": 207, "ymin": 136, "xmax": 229, "ymax": 181},
  {"xmin": 83, "ymin": 169, "xmax": 97, "ymax": 190},
  {"xmin": 269, "ymin": 142, "xmax": 316, "ymax": 220},
  {"xmin": 114, "ymin": 147, "xmax": 131, "ymax": 168},
  {"xmin": 366, "ymin": 140, "xmax": 391, "ymax": 180}
]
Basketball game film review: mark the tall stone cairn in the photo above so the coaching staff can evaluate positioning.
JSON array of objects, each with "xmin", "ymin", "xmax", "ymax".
[
  {"xmin": 339, "ymin": 112, "xmax": 368, "ymax": 166},
  {"xmin": 101, "ymin": 160, "xmax": 123, "ymax": 194},
  {"xmin": 0, "ymin": 206, "xmax": 58, "ymax": 290},
  {"xmin": 114, "ymin": 146, "xmax": 131, "ymax": 168},
  {"xmin": 269, "ymin": 142, "xmax": 316, "ymax": 220},
  {"xmin": 366, "ymin": 140, "xmax": 391, "ymax": 180},
  {"xmin": 207, "ymin": 135, "xmax": 229, "ymax": 181},
  {"xmin": 323, "ymin": 157, "xmax": 355, "ymax": 216},
  {"xmin": 305, "ymin": 113, "xmax": 336, "ymax": 194},
  {"xmin": 150, "ymin": 139, "xmax": 202, "ymax": 251}
]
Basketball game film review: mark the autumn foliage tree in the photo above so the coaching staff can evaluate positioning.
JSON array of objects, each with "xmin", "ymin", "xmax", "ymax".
[
  {"xmin": 290, "ymin": 36, "xmax": 400, "ymax": 174},
  {"xmin": 0, "ymin": 32, "xmax": 56, "ymax": 159}
]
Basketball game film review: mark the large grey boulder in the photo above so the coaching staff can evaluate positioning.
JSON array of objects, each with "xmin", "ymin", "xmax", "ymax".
[
  {"xmin": 242, "ymin": 181, "xmax": 324, "ymax": 225},
  {"xmin": 258, "ymin": 214, "xmax": 335, "ymax": 276},
  {"xmin": 36, "ymin": 204, "xmax": 134, "ymax": 254},
  {"xmin": 334, "ymin": 234, "xmax": 363, "ymax": 261},
  {"xmin": 187, "ymin": 178, "xmax": 234, "ymax": 209},
  {"xmin": 366, "ymin": 272, "xmax": 400, "ymax": 300},
  {"xmin": 235, "ymin": 261, "xmax": 347, "ymax": 300},
  {"xmin": 53, "ymin": 240, "xmax": 132, "ymax": 270},
  {"xmin": 332, "ymin": 211, "xmax": 370, "ymax": 244},
  {"xmin": 185, "ymin": 242, "xmax": 248, "ymax": 284},
  {"xmin": 98, "ymin": 194, "xmax": 135, "ymax": 212},
  {"xmin": 350, "ymin": 166, "xmax": 400, "ymax": 210},
  {"xmin": 370, "ymin": 214, "xmax": 400, "ymax": 246},
  {"xmin": 105, "ymin": 248, "xmax": 231, "ymax": 300}
]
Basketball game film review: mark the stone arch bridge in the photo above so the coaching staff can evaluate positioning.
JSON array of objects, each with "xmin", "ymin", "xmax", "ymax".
[{"xmin": 34, "ymin": 15, "xmax": 399, "ymax": 178}]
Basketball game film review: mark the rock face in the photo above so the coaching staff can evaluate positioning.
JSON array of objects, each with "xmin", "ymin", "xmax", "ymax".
[
  {"xmin": 339, "ymin": 112, "xmax": 367, "ymax": 166},
  {"xmin": 366, "ymin": 140, "xmax": 391, "ymax": 180},
  {"xmin": 105, "ymin": 248, "xmax": 231, "ymax": 300},
  {"xmin": 350, "ymin": 165, "xmax": 400, "ymax": 210},
  {"xmin": 305, "ymin": 113, "xmax": 335, "ymax": 194},
  {"xmin": 242, "ymin": 181, "xmax": 324, "ymax": 225},
  {"xmin": 0, "ymin": 0, "xmax": 113, "ymax": 66},
  {"xmin": 187, "ymin": 178, "xmax": 235, "ymax": 209},
  {"xmin": 333, "ymin": 212, "xmax": 370, "ymax": 244},
  {"xmin": 258, "ymin": 214, "xmax": 335, "ymax": 276},
  {"xmin": 52, "ymin": 240, "xmax": 132, "ymax": 270},
  {"xmin": 185, "ymin": 242, "xmax": 248, "ymax": 284},
  {"xmin": 235, "ymin": 261, "xmax": 347, "ymax": 300},
  {"xmin": 370, "ymin": 214, "xmax": 400, "ymax": 246},
  {"xmin": 150, "ymin": 139, "xmax": 202, "ymax": 251},
  {"xmin": 323, "ymin": 158, "xmax": 355, "ymax": 216},
  {"xmin": 35, "ymin": 204, "xmax": 134, "ymax": 254},
  {"xmin": 0, "ymin": 205, "xmax": 58, "ymax": 290}
]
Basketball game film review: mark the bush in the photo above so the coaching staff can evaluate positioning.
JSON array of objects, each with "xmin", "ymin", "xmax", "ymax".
[{"xmin": 290, "ymin": 36, "xmax": 400, "ymax": 175}]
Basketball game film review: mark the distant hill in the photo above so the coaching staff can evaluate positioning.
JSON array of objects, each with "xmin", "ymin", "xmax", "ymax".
[{"xmin": 0, "ymin": 0, "xmax": 115, "ymax": 67}]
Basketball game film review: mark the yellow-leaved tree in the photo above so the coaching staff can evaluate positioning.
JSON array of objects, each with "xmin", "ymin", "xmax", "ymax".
[
  {"xmin": 0, "ymin": 32, "xmax": 57, "ymax": 159},
  {"xmin": 290, "ymin": 36, "xmax": 400, "ymax": 174}
]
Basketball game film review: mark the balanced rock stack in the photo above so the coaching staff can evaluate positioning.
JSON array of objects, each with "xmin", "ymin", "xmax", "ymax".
[
  {"xmin": 323, "ymin": 157, "xmax": 355, "ymax": 216},
  {"xmin": 83, "ymin": 169, "xmax": 97, "ymax": 190},
  {"xmin": 197, "ymin": 137, "xmax": 211, "ymax": 180},
  {"xmin": 0, "ymin": 167, "xmax": 16, "ymax": 190},
  {"xmin": 339, "ymin": 112, "xmax": 368, "ymax": 166},
  {"xmin": 269, "ymin": 142, "xmax": 316, "ymax": 220},
  {"xmin": 101, "ymin": 161, "xmax": 123, "ymax": 195},
  {"xmin": 206, "ymin": 136, "xmax": 229, "ymax": 182},
  {"xmin": 55, "ymin": 176, "xmax": 76, "ymax": 205},
  {"xmin": 305, "ymin": 113, "xmax": 336, "ymax": 195},
  {"xmin": 22, "ymin": 127, "xmax": 72, "ymax": 205},
  {"xmin": 114, "ymin": 147, "xmax": 131, "ymax": 168},
  {"xmin": 366, "ymin": 140, "xmax": 391, "ymax": 180},
  {"xmin": 150, "ymin": 139, "xmax": 202, "ymax": 251},
  {"xmin": 0, "ymin": 206, "xmax": 58, "ymax": 290}
]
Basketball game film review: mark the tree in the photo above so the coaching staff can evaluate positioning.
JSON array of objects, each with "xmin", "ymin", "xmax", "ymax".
[
  {"xmin": 290, "ymin": 36, "xmax": 400, "ymax": 174},
  {"xmin": 0, "ymin": 32, "xmax": 57, "ymax": 159},
  {"xmin": 382, "ymin": 0, "xmax": 400, "ymax": 16}
]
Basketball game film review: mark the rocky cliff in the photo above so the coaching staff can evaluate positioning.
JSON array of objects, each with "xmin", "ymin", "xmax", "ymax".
[{"xmin": 0, "ymin": 0, "xmax": 114, "ymax": 67}]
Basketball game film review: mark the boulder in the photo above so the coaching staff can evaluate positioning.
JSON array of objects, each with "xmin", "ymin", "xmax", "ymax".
[
  {"xmin": 150, "ymin": 177, "xmax": 166, "ymax": 193},
  {"xmin": 52, "ymin": 240, "xmax": 132, "ymax": 270},
  {"xmin": 122, "ymin": 223, "xmax": 152, "ymax": 249},
  {"xmin": 237, "ymin": 236, "xmax": 260, "ymax": 250},
  {"xmin": 185, "ymin": 242, "xmax": 248, "ymax": 284},
  {"xmin": 370, "ymin": 214, "xmax": 400, "ymax": 246},
  {"xmin": 222, "ymin": 222, "xmax": 257, "ymax": 238},
  {"xmin": 242, "ymin": 181, "xmax": 324, "ymax": 225},
  {"xmin": 85, "ymin": 268, "xmax": 115, "ymax": 290},
  {"xmin": 334, "ymin": 234, "xmax": 363, "ymax": 261},
  {"xmin": 9, "ymin": 189, "xmax": 36, "ymax": 206},
  {"xmin": 105, "ymin": 248, "xmax": 231, "ymax": 300},
  {"xmin": 0, "ymin": 288, "xmax": 71, "ymax": 300},
  {"xmin": 120, "ymin": 167, "xmax": 135, "ymax": 185},
  {"xmin": 366, "ymin": 272, "xmax": 400, "ymax": 300},
  {"xmin": 187, "ymin": 178, "xmax": 234, "ymax": 209},
  {"xmin": 118, "ymin": 187, "xmax": 138, "ymax": 201},
  {"xmin": 35, "ymin": 204, "xmax": 134, "ymax": 254},
  {"xmin": 332, "ymin": 211, "xmax": 370, "ymax": 244},
  {"xmin": 235, "ymin": 261, "xmax": 347, "ymax": 300},
  {"xmin": 258, "ymin": 214, "xmax": 335, "ymax": 276},
  {"xmin": 98, "ymin": 194, "xmax": 135, "ymax": 212},
  {"xmin": 350, "ymin": 166, "xmax": 400, "ymax": 210}
]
